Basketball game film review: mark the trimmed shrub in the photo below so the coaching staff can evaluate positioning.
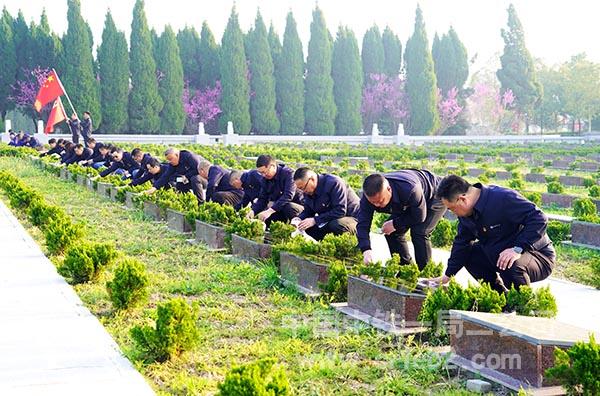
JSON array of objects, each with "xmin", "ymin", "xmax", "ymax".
[
  {"xmin": 27, "ymin": 198, "xmax": 58, "ymax": 229},
  {"xmin": 547, "ymin": 181, "xmax": 565, "ymax": 194},
  {"xmin": 545, "ymin": 335, "xmax": 600, "ymax": 395},
  {"xmin": 573, "ymin": 198, "xmax": 598, "ymax": 222},
  {"xmin": 319, "ymin": 261, "xmax": 348, "ymax": 302},
  {"xmin": 44, "ymin": 214, "xmax": 83, "ymax": 255},
  {"xmin": 418, "ymin": 278, "xmax": 506, "ymax": 332},
  {"xmin": 217, "ymin": 358, "xmax": 291, "ymax": 396},
  {"xmin": 546, "ymin": 221, "xmax": 571, "ymax": 244},
  {"xmin": 268, "ymin": 221, "xmax": 295, "ymax": 245},
  {"xmin": 107, "ymin": 257, "xmax": 149, "ymax": 310},
  {"xmin": 420, "ymin": 260, "xmax": 444, "ymax": 278},
  {"xmin": 505, "ymin": 285, "xmax": 557, "ymax": 318},
  {"xmin": 589, "ymin": 185, "xmax": 600, "ymax": 198},
  {"xmin": 59, "ymin": 242, "xmax": 117, "ymax": 283},
  {"xmin": 130, "ymin": 297, "xmax": 200, "ymax": 362},
  {"xmin": 523, "ymin": 192, "xmax": 542, "ymax": 207},
  {"xmin": 591, "ymin": 258, "xmax": 600, "ymax": 289},
  {"xmin": 431, "ymin": 218, "xmax": 458, "ymax": 248}
]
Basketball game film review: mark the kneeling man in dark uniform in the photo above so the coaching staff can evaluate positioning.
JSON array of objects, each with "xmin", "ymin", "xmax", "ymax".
[
  {"xmin": 292, "ymin": 167, "xmax": 360, "ymax": 240},
  {"xmin": 248, "ymin": 155, "xmax": 303, "ymax": 226},
  {"xmin": 427, "ymin": 175, "xmax": 555, "ymax": 293}
]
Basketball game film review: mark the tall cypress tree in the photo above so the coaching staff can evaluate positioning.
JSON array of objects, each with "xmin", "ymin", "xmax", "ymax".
[
  {"xmin": 157, "ymin": 26, "xmax": 185, "ymax": 134},
  {"xmin": 277, "ymin": 12, "xmax": 304, "ymax": 135},
  {"xmin": 129, "ymin": 0, "xmax": 163, "ymax": 133},
  {"xmin": 497, "ymin": 4, "xmax": 541, "ymax": 130},
  {"xmin": 268, "ymin": 23, "xmax": 282, "ymax": 69},
  {"xmin": 13, "ymin": 11, "xmax": 33, "ymax": 81},
  {"xmin": 382, "ymin": 26, "xmax": 402, "ymax": 77},
  {"xmin": 0, "ymin": 8, "xmax": 16, "ymax": 121},
  {"xmin": 176, "ymin": 26, "xmax": 201, "ymax": 89},
  {"xmin": 332, "ymin": 26, "xmax": 362, "ymax": 135},
  {"xmin": 219, "ymin": 7, "xmax": 251, "ymax": 134},
  {"xmin": 268, "ymin": 23, "xmax": 282, "ymax": 123},
  {"xmin": 432, "ymin": 28, "xmax": 468, "ymax": 94},
  {"xmin": 62, "ymin": 0, "xmax": 101, "ymax": 126},
  {"xmin": 405, "ymin": 6, "xmax": 439, "ymax": 135},
  {"xmin": 97, "ymin": 11, "xmax": 129, "ymax": 133},
  {"xmin": 199, "ymin": 21, "xmax": 220, "ymax": 89},
  {"xmin": 432, "ymin": 32, "xmax": 441, "ymax": 74},
  {"xmin": 32, "ymin": 9, "xmax": 61, "ymax": 70},
  {"xmin": 246, "ymin": 11, "xmax": 279, "ymax": 134},
  {"xmin": 361, "ymin": 25, "xmax": 384, "ymax": 82},
  {"xmin": 305, "ymin": 7, "xmax": 336, "ymax": 135}
]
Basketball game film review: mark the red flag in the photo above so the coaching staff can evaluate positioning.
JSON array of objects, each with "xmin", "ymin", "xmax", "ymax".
[
  {"xmin": 34, "ymin": 70, "xmax": 65, "ymax": 112},
  {"xmin": 45, "ymin": 97, "xmax": 67, "ymax": 134}
]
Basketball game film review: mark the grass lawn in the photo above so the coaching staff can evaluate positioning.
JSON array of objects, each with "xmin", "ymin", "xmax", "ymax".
[{"xmin": 0, "ymin": 157, "xmax": 478, "ymax": 395}]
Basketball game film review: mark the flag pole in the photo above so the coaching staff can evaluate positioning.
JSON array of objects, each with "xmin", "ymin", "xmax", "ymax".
[{"xmin": 52, "ymin": 68, "xmax": 78, "ymax": 118}]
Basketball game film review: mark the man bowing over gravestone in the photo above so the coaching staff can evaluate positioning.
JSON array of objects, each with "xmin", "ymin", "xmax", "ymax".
[{"xmin": 356, "ymin": 170, "xmax": 446, "ymax": 270}]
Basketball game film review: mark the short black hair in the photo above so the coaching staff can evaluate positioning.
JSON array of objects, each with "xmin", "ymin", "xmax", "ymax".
[
  {"xmin": 95, "ymin": 142, "xmax": 105, "ymax": 150},
  {"xmin": 75, "ymin": 143, "xmax": 84, "ymax": 150},
  {"xmin": 64, "ymin": 142, "xmax": 75, "ymax": 150},
  {"xmin": 147, "ymin": 157, "xmax": 161, "ymax": 168},
  {"xmin": 48, "ymin": 138, "xmax": 57, "ymax": 144},
  {"xmin": 256, "ymin": 154, "xmax": 275, "ymax": 168},
  {"xmin": 131, "ymin": 148, "xmax": 142, "ymax": 157},
  {"xmin": 111, "ymin": 147, "xmax": 123, "ymax": 154},
  {"xmin": 363, "ymin": 174, "xmax": 387, "ymax": 197},
  {"xmin": 293, "ymin": 167, "xmax": 312, "ymax": 181},
  {"xmin": 83, "ymin": 111, "xmax": 91, "ymax": 116},
  {"xmin": 436, "ymin": 175, "xmax": 471, "ymax": 201},
  {"xmin": 87, "ymin": 137, "xmax": 96, "ymax": 144}
]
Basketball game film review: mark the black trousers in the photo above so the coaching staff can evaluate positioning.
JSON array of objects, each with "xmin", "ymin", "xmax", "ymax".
[
  {"xmin": 305, "ymin": 217, "xmax": 358, "ymax": 241},
  {"xmin": 176, "ymin": 174, "xmax": 206, "ymax": 204},
  {"xmin": 461, "ymin": 242, "xmax": 554, "ymax": 293},
  {"xmin": 81, "ymin": 131, "xmax": 91, "ymax": 146},
  {"xmin": 71, "ymin": 130, "xmax": 79, "ymax": 144},
  {"xmin": 265, "ymin": 202, "xmax": 304, "ymax": 227},
  {"xmin": 212, "ymin": 191, "xmax": 243, "ymax": 207},
  {"xmin": 385, "ymin": 198, "xmax": 447, "ymax": 270}
]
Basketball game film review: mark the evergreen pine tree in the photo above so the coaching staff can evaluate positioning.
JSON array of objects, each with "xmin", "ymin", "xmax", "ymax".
[
  {"xmin": 332, "ymin": 26, "xmax": 362, "ymax": 135},
  {"xmin": 277, "ymin": 11, "xmax": 304, "ymax": 135},
  {"xmin": 97, "ymin": 11, "xmax": 129, "ymax": 133},
  {"xmin": 128, "ymin": 0, "xmax": 163, "ymax": 133},
  {"xmin": 361, "ymin": 25, "xmax": 384, "ymax": 81},
  {"xmin": 497, "ymin": 4, "xmax": 541, "ymax": 130},
  {"xmin": 157, "ymin": 26, "xmax": 185, "ymax": 134},
  {"xmin": 382, "ymin": 26, "xmax": 402, "ymax": 77},
  {"xmin": 176, "ymin": 26, "xmax": 201, "ymax": 89},
  {"xmin": 0, "ymin": 8, "xmax": 16, "ymax": 121},
  {"xmin": 246, "ymin": 11, "xmax": 279, "ymax": 134},
  {"xmin": 199, "ymin": 21, "xmax": 220, "ymax": 89},
  {"xmin": 305, "ymin": 7, "xmax": 336, "ymax": 135},
  {"xmin": 62, "ymin": 0, "xmax": 101, "ymax": 126},
  {"xmin": 219, "ymin": 7, "xmax": 251, "ymax": 134},
  {"xmin": 405, "ymin": 6, "xmax": 439, "ymax": 135}
]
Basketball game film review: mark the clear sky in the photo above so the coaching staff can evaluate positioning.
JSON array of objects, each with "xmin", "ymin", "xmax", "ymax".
[{"xmin": 2, "ymin": 0, "xmax": 598, "ymax": 72}]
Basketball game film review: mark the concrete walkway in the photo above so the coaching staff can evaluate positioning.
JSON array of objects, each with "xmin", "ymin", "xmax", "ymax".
[
  {"xmin": 370, "ymin": 233, "xmax": 600, "ymax": 333},
  {"xmin": 0, "ymin": 200, "xmax": 154, "ymax": 396}
]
